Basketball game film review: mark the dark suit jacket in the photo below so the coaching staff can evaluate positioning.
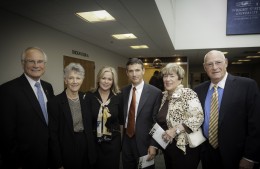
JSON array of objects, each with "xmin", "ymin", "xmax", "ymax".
[
  {"xmin": 194, "ymin": 74, "xmax": 260, "ymax": 167},
  {"xmin": 47, "ymin": 91, "xmax": 96, "ymax": 168},
  {"xmin": 86, "ymin": 90, "xmax": 124, "ymax": 132},
  {"xmin": 0, "ymin": 74, "xmax": 54, "ymax": 169},
  {"xmin": 121, "ymin": 83, "xmax": 162, "ymax": 156}
]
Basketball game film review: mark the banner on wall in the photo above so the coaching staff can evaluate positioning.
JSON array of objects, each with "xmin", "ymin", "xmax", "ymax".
[{"xmin": 226, "ymin": 0, "xmax": 260, "ymax": 35}]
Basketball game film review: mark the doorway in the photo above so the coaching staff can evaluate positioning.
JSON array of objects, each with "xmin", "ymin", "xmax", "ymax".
[{"xmin": 63, "ymin": 56, "xmax": 95, "ymax": 92}]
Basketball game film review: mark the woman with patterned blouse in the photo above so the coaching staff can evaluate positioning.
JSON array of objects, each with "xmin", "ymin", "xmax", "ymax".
[{"xmin": 156, "ymin": 63, "xmax": 204, "ymax": 169}]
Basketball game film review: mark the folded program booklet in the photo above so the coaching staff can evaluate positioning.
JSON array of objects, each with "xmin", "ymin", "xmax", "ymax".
[
  {"xmin": 149, "ymin": 123, "xmax": 169, "ymax": 149},
  {"xmin": 138, "ymin": 154, "xmax": 154, "ymax": 169}
]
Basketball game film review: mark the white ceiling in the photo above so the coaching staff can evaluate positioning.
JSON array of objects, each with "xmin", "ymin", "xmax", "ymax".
[{"xmin": 1, "ymin": 0, "xmax": 260, "ymax": 66}]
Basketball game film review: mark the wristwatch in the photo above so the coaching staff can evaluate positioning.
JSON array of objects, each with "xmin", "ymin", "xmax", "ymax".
[{"xmin": 176, "ymin": 127, "xmax": 181, "ymax": 135}]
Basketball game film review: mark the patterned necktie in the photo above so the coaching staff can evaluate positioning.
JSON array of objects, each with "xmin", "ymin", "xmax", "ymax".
[
  {"xmin": 35, "ymin": 82, "xmax": 48, "ymax": 124},
  {"xmin": 209, "ymin": 85, "xmax": 218, "ymax": 148},
  {"xmin": 126, "ymin": 87, "xmax": 136, "ymax": 137}
]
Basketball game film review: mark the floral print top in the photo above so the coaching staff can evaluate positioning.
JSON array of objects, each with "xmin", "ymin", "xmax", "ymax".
[{"xmin": 159, "ymin": 84, "xmax": 204, "ymax": 153}]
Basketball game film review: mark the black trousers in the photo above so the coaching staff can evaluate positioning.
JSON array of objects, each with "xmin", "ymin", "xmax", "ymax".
[
  {"xmin": 122, "ymin": 135, "xmax": 154, "ymax": 169},
  {"xmin": 201, "ymin": 140, "xmax": 259, "ymax": 169},
  {"xmin": 68, "ymin": 132, "xmax": 90, "ymax": 169},
  {"xmin": 163, "ymin": 140, "xmax": 200, "ymax": 169}
]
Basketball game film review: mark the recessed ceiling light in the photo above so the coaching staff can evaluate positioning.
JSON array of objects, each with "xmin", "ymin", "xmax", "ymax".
[
  {"xmin": 222, "ymin": 51, "xmax": 228, "ymax": 55},
  {"xmin": 246, "ymin": 56, "xmax": 260, "ymax": 58},
  {"xmin": 231, "ymin": 62, "xmax": 242, "ymax": 64},
  {"xmin": 112, "ymin": 33, "xmax": 137, "ymax": 40},
  {"xmin": 76, "ymin": 10, "xmax": 115, "ymax": 23},
  {"xmin": 238, "ymin": 59, "xmax": 251, "ymax": 62},
  {"xmin": 130, "ymin": 45, "xmax": 149, "ymax": 49}
]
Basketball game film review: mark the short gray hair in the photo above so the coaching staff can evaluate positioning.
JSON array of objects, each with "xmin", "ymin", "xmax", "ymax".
[
  {"xmin": 161, "ymin": 63, "xmax": 185, "ymax": 80},
  {"xmin": 64, "ymin": 63, "xmax": 85, "ymax": 79},
  {"xmin": 21, "ymin": 47, "xmax": 47, "ymax": 62}
]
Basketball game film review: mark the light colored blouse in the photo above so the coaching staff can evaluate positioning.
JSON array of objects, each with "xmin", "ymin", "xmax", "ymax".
[{"xmin": 159, "ymin": 84, "xmax": 204, "ymax": 153}]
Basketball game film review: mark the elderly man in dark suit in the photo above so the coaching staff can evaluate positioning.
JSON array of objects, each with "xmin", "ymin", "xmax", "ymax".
[
  {"xmin": 0, "ymin": 47, "xmax": 54, "ymax": 169},
  {"xmin": 121, "ymin": 58, "xmax": 162, "ymax": 169},
  {"xmin": 194, "ymin": 50, "xmax": 260, "ymax": 169}
]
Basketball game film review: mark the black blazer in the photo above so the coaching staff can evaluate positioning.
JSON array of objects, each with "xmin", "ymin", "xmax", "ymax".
[
  {"xmin": 86, "ymin": 90, "xmax": 124, "ymax": 133},
  {"xmin": 47, "ymin": 91, "xmax": 96, "ymax": 168},
  {"xmin": 121, "ymin": 83, "xmax": 162, "ymax": 156},
  {"xmin": 0, "ymin": 74, "xmax": 54, "ymax": 169},
  {"xmin": 194, "ymin": 74, "xmax": 260, "ymax": 167}
]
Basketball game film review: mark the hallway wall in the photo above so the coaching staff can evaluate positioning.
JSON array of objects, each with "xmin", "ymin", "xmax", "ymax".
[{"xmin": 0, "ymin": 9, "xmax": 128, "ymax": 94}]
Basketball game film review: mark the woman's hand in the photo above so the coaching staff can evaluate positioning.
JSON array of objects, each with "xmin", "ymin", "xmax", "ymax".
[
  {"xmin": 162, "ymin": 124, "xmax": 185, "ymax": 143},
  {"xmin": 162, "ymin": 128, "xmax": 175, "ymax": 143}
]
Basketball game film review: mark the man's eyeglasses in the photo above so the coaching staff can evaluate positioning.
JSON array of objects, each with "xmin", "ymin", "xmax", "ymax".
[
  {"xmin": 205, "ymin": 61, "xmax": 223, "ymax": 68},
  {"xmin": 23, "ymin": 59, "xmax": 46, "ymax": 65}
]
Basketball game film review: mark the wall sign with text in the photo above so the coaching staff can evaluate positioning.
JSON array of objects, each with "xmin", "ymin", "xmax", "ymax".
[{"xmin": 226, "ymin": 0, "xmax": 260, "ymax": 35}]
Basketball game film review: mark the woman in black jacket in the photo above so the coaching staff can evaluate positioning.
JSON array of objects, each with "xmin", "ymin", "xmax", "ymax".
[{"xmin": 48, "ymin": 63, "xmax": 96, "ymax": 169}]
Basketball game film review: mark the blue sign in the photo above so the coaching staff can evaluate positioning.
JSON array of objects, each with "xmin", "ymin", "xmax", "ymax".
[{"xmin": 226, "ymin": 0, "xmax": 260, "ymax": 35}]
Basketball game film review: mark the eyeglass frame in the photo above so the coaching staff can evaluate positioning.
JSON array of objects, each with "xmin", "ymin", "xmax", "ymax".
[
  {"xmin": 204, "ymin": 60, "xmax": 225, "ymax": 68},
  {"xmin": 23, "ymin": 59, "xmax": 46, "ymax": 65}
]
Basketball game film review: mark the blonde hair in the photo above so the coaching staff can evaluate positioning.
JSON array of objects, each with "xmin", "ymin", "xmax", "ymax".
[
  {"xmin": 161, "ymin": 63, "xmax": 185, "ymax": 80},
  {"xmin": 91, "ymin": 66, "xmax": 120, "ymax": 94}
]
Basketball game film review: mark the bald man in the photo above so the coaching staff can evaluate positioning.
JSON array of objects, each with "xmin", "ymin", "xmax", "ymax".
[{"xmin": 194, "ymin": 50, "xmax": 260, "ymax": 169}]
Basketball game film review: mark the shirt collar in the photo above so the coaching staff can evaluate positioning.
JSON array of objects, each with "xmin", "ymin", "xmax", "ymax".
[
  {"xmin": 210, "ymin": 72, "xmax": 228, "ymax": 90},
  {"xmin": 132, "ymin": 80, "xmax": 144, "ymax": 91},
  {"xmin": 24, "ymin": 73, "xmax": 41, "ymax": 87}
]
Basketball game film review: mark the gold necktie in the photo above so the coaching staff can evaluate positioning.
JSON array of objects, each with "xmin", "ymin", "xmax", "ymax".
[
  {"xmin": 209, "ymin": 85, "xmax": 218, "ymax": 148},
  {"xmin": 126, "ymin": 87, "xmax": 136, "ymax": 137}
]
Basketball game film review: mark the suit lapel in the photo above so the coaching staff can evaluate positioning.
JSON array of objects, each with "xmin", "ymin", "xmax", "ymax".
[
  {"xmin": 219, "ymin": 74, "xmax": 236, "ymax": 125},
  {"xmin": 79, "ymin": 93, "xmax": 88, "ymax": 131},
  {"xmin": 123, "ymin": 85, "xmax": 131, "ymax": 123},
  {"xmin": 137, "ymin": 84, "xmax": 149, "ymax": 117},
  {"xmin": 41, "ymin": 82, "xmax": 52, "ymax": 101},
  {"xmin": 60, "ymin": 91, "xmax": 74, "ymax": 133},
  {"xmin": 200, "ymin": 82, "xmax": 210, "ymax": 109}
]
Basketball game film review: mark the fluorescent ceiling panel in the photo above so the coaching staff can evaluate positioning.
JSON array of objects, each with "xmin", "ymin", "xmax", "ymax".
[{"xmin": 76, "ymin": 10, "xmax": 115, "ymax": 23}]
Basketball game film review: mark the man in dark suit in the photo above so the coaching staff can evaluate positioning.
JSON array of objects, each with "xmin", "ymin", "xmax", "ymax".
[
  {"xmin": 0, "ymin": 47, "xmax": 54, "ymax": 169},
  {"xmin": 194, "ymin": 50, "xmax": 260, "ymax": 169},
  {"xmin": 121, "ymin": 58, "xmax": 162, "ymax": 169}
]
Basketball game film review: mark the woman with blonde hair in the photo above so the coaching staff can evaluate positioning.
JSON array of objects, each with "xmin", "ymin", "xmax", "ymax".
[{"xmin": 85, "ymin": 66, "xmax": 123, "ymax": 169}]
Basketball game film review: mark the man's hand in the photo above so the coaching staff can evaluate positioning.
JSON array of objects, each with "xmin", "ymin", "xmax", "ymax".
[
  {"xmin": 146, "ymin": 146, "xmax": 156, "ymax": 161},
  {"xmin": 239, "ymin": 158, "xmax": 254, "ymax": 169}
]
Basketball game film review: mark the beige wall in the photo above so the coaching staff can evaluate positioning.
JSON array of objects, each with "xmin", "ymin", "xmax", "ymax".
[
  {"xmin": 156, "ymin": 0, "xmax": 260, "ymax": 50},
  {"xmin": 0, "ymin": 10, "xmax": 128, "ymax": 94}
]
